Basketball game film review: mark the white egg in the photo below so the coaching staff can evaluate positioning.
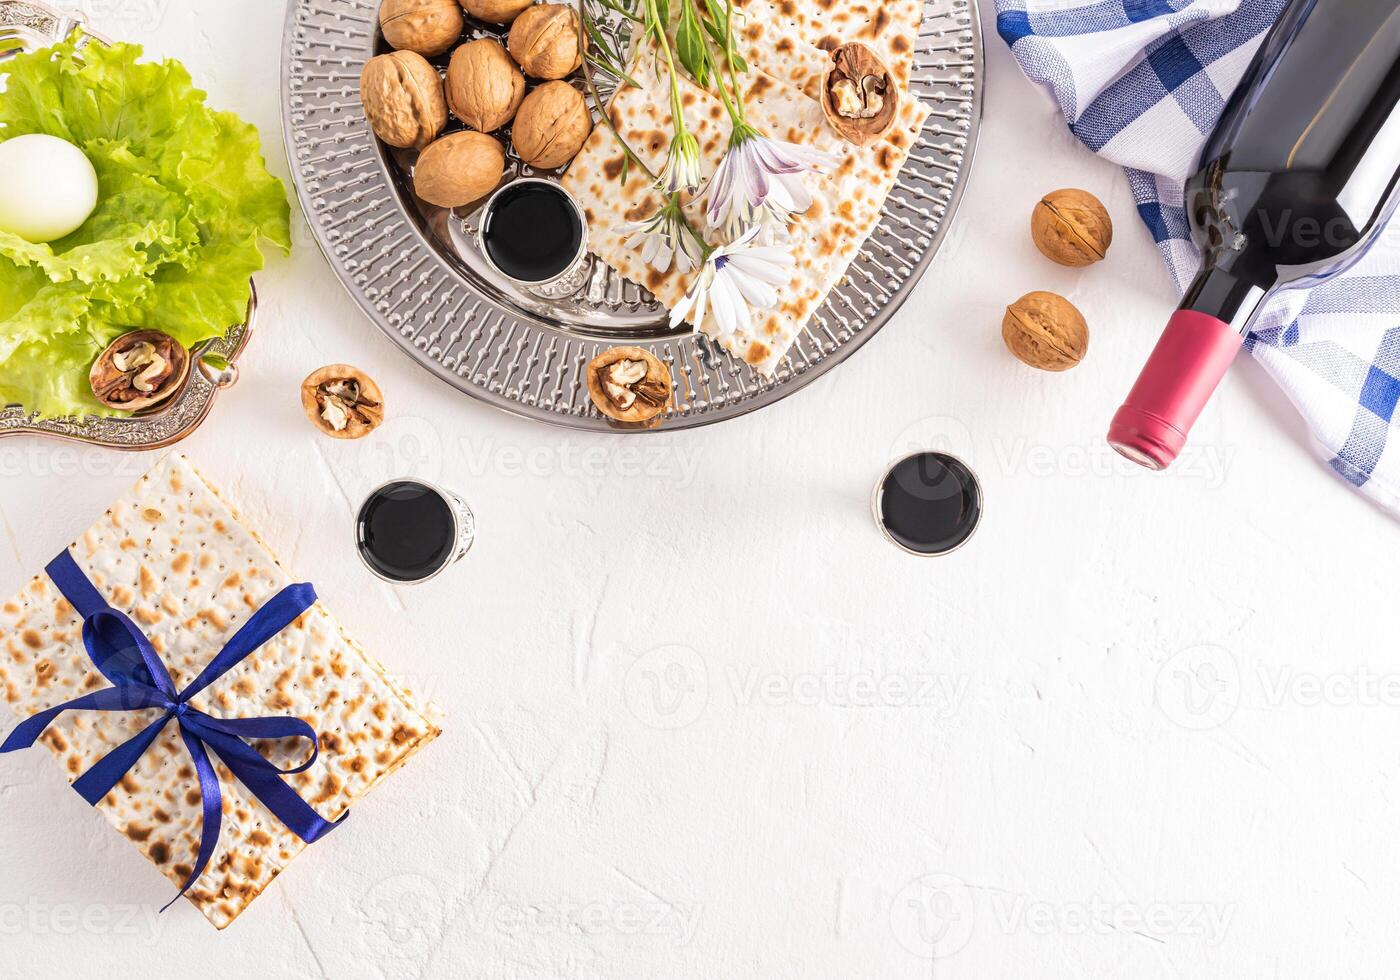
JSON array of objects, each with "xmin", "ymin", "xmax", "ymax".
[{"xmin": 0, "ymin": 134, "xmax": 100, "ymax": 243}]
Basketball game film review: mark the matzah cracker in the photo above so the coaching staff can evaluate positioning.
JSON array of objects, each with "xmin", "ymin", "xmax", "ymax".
[
  {"xmin": 0, "ymin": 454, "xmax": 440, "ymax": 929},
  {"xmin": 644, "ymin": 0, "xmax": 924, "ymax": 101},
  {"xmin": 563, "ymin": 57, "xmax": 929, "ymax": 374},
  {"xmin": 730, "ymin": 0, "xmax": 925, "ymax": 97}
]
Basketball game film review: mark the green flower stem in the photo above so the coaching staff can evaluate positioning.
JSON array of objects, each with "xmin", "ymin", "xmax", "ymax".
[
  {"xmin": 682, "ymin": 0, "xmax": 746, "ymax": 129},
  {"xmin": 642, "ymin": 0, "xmax": 692, "ymax": 142},
  {"xmin": 577, "ymin": 0, "xmax": 655, "ymax": 181},
  {"xmin": 593, "ymin": 0, "xmax": 642, "ymax": 22},
  {"xmin": 667, "ymin": 194, "xmax": 714, "ymax": 258},
  {"xmin": 722, "ymin": 0, "xmax": 745, "ymax": 118},
  {"xmin": 577, "ymin": 0, "xmax": 712, "ymax": 268}
]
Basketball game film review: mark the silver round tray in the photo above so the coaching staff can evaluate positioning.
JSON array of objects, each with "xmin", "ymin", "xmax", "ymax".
[
  {"xmin": 281, "ymin": 0, "xmax": 982, "ymax": 430},
  {"xmin": 0, "ymin": 1, "xmax": 257, "ymax": 450}
]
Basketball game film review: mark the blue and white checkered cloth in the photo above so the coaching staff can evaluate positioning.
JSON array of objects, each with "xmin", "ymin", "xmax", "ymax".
[{"xmin": 998, "ymin": 0, "xmax": 1400, "ymax": 512}]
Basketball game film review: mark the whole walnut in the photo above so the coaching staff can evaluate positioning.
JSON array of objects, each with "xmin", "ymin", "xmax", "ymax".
[
  {"xmin": 414, "ymin": 130, "xmax": 506, "ymax": 207},
  {"xmin": 361, "ymin": 51, "xmax": 449, "ymax": 150},
  {"xmin": 508, "ymin": 4, "xmax": 583, "ymax": 80},
  {"xmin": 511, "ymin": 81, "xmax": 592, "ymax": 170},
  {"xmin": 1002, "ymin": 291, "xmax": 1088, "ymax": 371},
  {"xmin": 1031, "ymin": 188, "xmax": 1113, "ymax": 266},
  {"xmin": 458, "ymin": 0, "xmax": 534, "ymax": 25},
  {"xmin": 446, "ymin": 39, "xmax": 525, "ymax": 132},
  {"xmin": 379, "ymin": 0, "xmax": 464, "ymax": 57}
]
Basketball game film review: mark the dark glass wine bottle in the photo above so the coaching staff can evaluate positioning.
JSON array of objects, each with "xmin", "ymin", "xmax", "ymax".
[{"xmin": 1108, "ymin": 0, "xmax": 1400, "ymax": 470}]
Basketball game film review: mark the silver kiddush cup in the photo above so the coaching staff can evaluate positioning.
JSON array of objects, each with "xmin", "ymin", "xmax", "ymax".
[
  {"xmin": 477, "ymin": 178, "xmax": 591, "ymax": 300},
  {"xmin": 355, "ymin": 479, "xmax": 475, "ymax": 584}
]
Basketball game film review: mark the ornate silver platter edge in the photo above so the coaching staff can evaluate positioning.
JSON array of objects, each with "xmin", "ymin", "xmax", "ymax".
[
  {"xmin": 0, "ymin": 0, "xmax": 258, "ymax": 451},
  {"xmin": 281, "ymin": 0, "xmax": 983, "ymax": 431}
]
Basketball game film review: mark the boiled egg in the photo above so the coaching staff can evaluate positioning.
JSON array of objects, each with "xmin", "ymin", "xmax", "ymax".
[{"xmin": 0, "ymin": 134, "xmax": 99, "ymax": 243}]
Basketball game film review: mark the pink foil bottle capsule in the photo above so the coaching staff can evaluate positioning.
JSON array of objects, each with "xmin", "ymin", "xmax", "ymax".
[{"xmin": 1108, "ymin": 310, "xmax": 1245, "ymax": 470}]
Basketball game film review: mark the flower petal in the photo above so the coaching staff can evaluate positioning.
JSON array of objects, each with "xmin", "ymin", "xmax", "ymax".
[
  {"xmin": 726, "ymin": 252, "xmax": 794, "ymax": 287},
  {"xmin": 713, "ymin": 272, "xmax": 752, "ymax": 336},
  {"xmin": 693, "ymin": 282, "xmax": 709, "ymax": 332},
  {"xmin": 707, "ymin": 272, "xmax": 738, "ymax": 337},
  {"xmin": 670, "ymin": 284, "xmax": 696, "ymax": 328},
  {"xmin": 725, "ymin": 264, "xmax": 777, "ymax": 309}
]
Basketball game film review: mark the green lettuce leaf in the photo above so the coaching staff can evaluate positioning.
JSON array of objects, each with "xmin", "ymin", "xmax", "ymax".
[
  {"xmin": 0, "ymin": 38, "xmax": 290, "ymax": 419},
  {"xmin": 0, "ymin": 331, "xmax": 109, "ymax": 418}
]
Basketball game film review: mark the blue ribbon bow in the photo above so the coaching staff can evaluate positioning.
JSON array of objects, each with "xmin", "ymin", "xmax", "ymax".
[{"xmin": 1, "ymin": 550, "xmax": 345, "ymax": 911}]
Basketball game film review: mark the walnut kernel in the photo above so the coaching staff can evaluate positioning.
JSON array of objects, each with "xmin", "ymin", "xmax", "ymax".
[
  {"xmin": 586, "ymin": 347, "xmax": 671, "ymax": 423},
  {"xmin": 819, "ymin": 42, "xmax": 897, "ymax": 146},
  {"xmin": 301, "ymin": 365, "xmax": 385, "ymax": 439},
  {"xmin": 90, "ymin": 331, "xmax": 191, "ymax": 412}
]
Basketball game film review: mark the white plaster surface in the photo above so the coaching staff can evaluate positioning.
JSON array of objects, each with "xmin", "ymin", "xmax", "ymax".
[{"xmin": 2, "ymin": 2, "xmax": 1398, "ymax": 977}]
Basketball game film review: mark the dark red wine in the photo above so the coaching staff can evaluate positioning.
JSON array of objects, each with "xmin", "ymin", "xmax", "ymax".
[
  {"xmin": 481, "ymin": 180, "xmax": 584, "ymax": 283},
  {"xmin": 357, "ymin": 481, "xmax": 456, "ymax": 582},
  {"xmin": 874, "ymin": 453, "xmax": 982, "ymax": 556},
  {"xmin": 1110, "ymin": 0, "xmax": 1400, "ymax": 470}
]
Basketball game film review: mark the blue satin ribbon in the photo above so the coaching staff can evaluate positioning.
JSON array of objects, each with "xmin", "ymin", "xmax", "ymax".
[{"xmin": 1, "ymin": 549, "xmax": 345, "ymax": 911}]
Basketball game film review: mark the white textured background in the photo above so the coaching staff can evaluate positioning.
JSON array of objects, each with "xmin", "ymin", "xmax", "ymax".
[{"xmin": 2, "ymin": 1, "xmax": 1398, "ymax": 977}]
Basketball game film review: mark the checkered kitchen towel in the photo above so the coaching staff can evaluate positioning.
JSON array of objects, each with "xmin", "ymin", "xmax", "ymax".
[{"xmin": 998, "ymin": 0, "xmax": 1400, "ymax": 512}]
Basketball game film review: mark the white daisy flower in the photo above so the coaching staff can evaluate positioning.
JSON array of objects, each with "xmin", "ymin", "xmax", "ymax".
[
  {"xmin": 669, "ymin": 226, "xmax": 795, "ymax": 337},
  {"xmin": 655, "ymin": 131, "xmax": 704, "ymax": 197},
  {"xmin": 617, "ymin": 203, "xmax": 704, "ymax": 275},
  {"xmin": 706, "ymin": 130, "xmax": 837, "ymax": 240}
]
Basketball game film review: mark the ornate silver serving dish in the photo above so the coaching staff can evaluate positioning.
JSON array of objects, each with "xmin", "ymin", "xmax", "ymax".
[
  {"xmin": 0, "ymin": 1, "xmax": 258, "ymax": 450},
  {"xmin": 286, "ymin": 0, "xmax": 983, "ymax": 430}
]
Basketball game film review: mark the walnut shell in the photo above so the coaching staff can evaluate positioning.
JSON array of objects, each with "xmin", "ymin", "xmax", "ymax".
[
  {"xmin": 380, "ymin": 0, "xmax": 464, "ymax": 56},
  {"xmin": 89, "ymin": 330, "xmax": 191, "ymax": 413},
  {"xmin": 819, "ymin": 41, "xmax": 898, "ymax": 146},
  {"xmin": 414, "ymin": 130, "xmax": 506, "ymax": 207},
  {"xmin": 507, "ymin": 4, "xmax": 583, "ymax": 80},
  {"xmin": 459, "ymin": 0, "xmax": 534, "ymax": 24},
  {"xmin": 511, "ymin": 81, "xmax": 592, "ymax": 170},
  {"xmin": 1031, "ymin": 188, "xmax": 1113, "ymax": 266},
  {"xmin": 361, "ymin": 51, "xmax": 449, "ymax": 150},
  {"xmin": 586, "ymin": 346, "xmax": 671, "ymax": 424},
  {"xmin": 445, "ymin": 38, "xmax": 525, "ymax": 132},
  {"xmin": 1002, "ymin": 291, "xmax": 1088, "ymax": 372},
  {"xmin": 301, "ymin": 365, "xmax": 385, "ymax": 440}
]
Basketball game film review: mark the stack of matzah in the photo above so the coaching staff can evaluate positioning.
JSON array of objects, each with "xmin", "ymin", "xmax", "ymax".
[{"xmin": 0, "ymin": 454, "xmax": 440, "ymax": 929}]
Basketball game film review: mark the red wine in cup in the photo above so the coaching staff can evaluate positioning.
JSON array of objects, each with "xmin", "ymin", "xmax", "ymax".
[{"xmin": 1109, "ymin": 0, "xmax": 1400, "ymax": 470}]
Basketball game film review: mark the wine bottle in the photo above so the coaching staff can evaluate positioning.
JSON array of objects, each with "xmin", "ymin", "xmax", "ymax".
[{"xmin": 1108, "ymin": 0, "xmax": 1400, "ymax": 470}]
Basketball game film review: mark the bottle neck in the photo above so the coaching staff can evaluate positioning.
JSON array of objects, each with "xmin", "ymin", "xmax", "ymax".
[{"xmin": 1180, "ymin": 263, "xmax": 1272, "ymax": 336}]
